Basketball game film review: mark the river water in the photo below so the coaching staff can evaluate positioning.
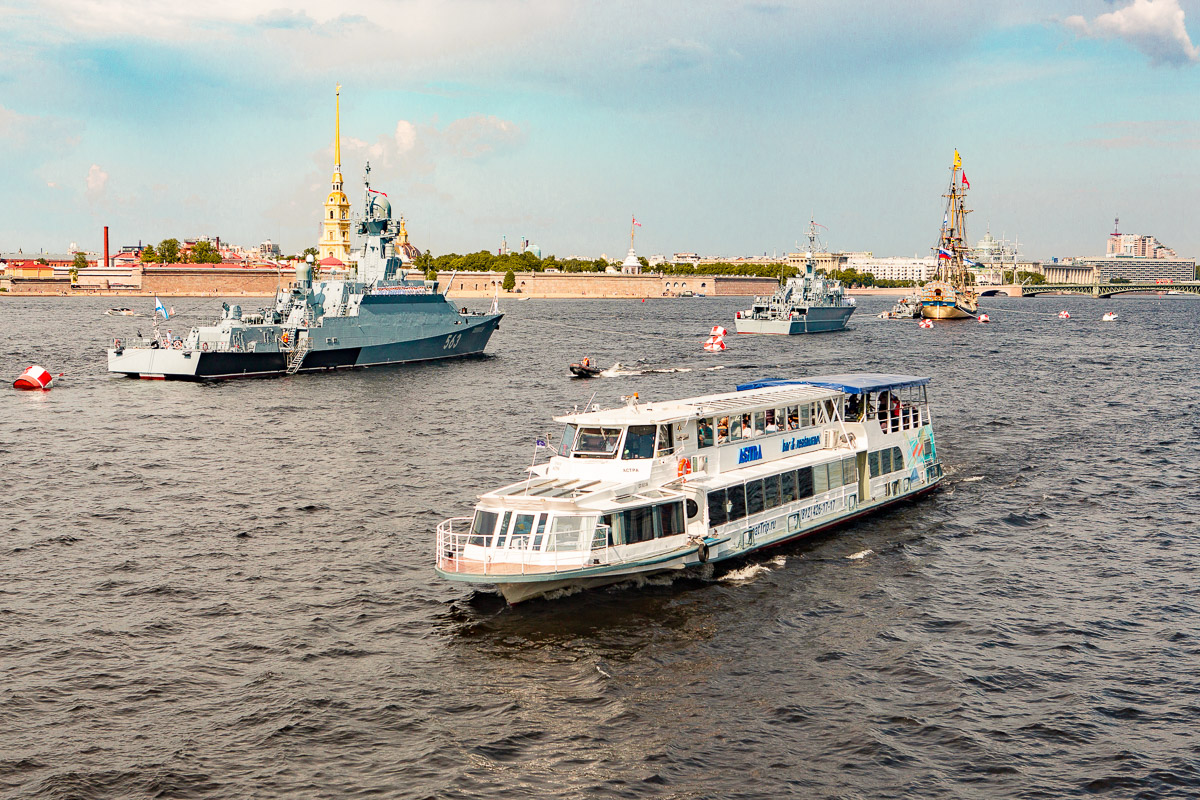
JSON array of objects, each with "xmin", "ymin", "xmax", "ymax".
[{"xmin": 2, "ymin": 293, "xmax": 1198, "ymax": 799}]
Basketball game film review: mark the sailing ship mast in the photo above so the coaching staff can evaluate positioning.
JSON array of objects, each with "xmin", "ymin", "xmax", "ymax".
[{"xmin": 935, "ymin": 150, "xmax": 972, "ymax": 288}]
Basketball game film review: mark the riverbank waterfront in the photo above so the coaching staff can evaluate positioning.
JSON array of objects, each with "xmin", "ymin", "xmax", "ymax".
[{"xmin": 1, "ymin": 272, "xmax": 915, "ymax": 300}]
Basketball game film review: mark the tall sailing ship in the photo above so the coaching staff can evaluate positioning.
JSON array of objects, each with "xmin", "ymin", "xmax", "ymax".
[{"xmin": 920, "ymin": 150, "xmax": 979, "ymax": 320}]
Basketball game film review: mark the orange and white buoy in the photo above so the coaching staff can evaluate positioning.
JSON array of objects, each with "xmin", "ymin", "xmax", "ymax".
[
  {"xmin": 13, "ymin": 365, "xmax": 57, "ymax": 390},
  {"xmin": 918, "ymin": 318, "xmax": 934, "ymax": 329}
]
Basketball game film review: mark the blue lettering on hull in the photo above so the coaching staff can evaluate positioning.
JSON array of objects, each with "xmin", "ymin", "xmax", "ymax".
[{"xmin": 738, "ymin": 445, "xmax": 763, "ymax": 464}]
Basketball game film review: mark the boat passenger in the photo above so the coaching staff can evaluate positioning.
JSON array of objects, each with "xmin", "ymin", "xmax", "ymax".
[
  {"xmin": 846, "ymin": 394, "xmax": 862, "ymax": 421},
  {"xmin": 698, "ymin": 418, "xmax": 714, "ymax": 447},
  {"xmin": 742, "ymin": 413, "xmax": 754, "ymax": 437},
  {"xmin": 717, "ymin": 417, "xmax": 729, "ymax": 443}
]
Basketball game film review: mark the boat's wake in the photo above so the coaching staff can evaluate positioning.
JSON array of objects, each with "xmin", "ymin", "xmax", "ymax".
[{"xmin": 600, "ymin": 362, "xmax": 727, "ymax": 377}]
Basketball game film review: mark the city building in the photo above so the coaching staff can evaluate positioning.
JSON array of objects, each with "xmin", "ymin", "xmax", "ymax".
[
  {"xmin": 318, "ymin": 86, "xmax": 352, "ymax": 264},
  {"xmin": 1106, "ymin": 219, "xmax": 1176, "ymax": 259},
  {"xmin": 258, "ymin": 239, "xmax": 282, "ymax": 259},
  {"xmin": 844, "ymin": 255, "xmax": 936, "ymax": 283}
]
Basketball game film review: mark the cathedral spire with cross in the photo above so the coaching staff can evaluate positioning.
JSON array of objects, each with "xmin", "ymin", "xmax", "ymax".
[{"xmin": 319, "ymin": 84, "xmax": 352, "ymax": 264}]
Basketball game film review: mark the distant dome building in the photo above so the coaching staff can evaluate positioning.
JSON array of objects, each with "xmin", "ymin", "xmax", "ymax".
[{"xmin": 397, "ymin": 216, "xmax": 421, "ymax": 262}]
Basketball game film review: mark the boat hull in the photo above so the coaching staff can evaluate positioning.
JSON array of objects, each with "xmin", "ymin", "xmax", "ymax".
[
  {"xmin": 108, "ymin": 314, "xmax": 501, "ymax": 380},
  {"xmin": 735, "ymin": 306, "xmax": 855, "ymax": 335},
  {"xmin": 444, "ymin": 473, "xmax": 942, "ymax": 604},
  {"xmin": 920, "ymin": 281, "xmax": 978, "ymax": 319}
]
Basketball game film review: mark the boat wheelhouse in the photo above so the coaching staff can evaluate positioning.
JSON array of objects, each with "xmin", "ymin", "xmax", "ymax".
[{"xmin": 436, "ymin": 374, "xmax": 944, "ymax": 603}]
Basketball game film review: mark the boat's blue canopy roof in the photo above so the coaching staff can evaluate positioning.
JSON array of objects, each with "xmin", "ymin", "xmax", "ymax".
[{"xmin": 736, "ymin": 374, "xmax": 930, "ymax": 395}]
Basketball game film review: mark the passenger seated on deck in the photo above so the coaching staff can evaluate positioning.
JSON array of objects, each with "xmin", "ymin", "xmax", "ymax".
[
  {"xmin": 698, "ymin": 418, "xmax": 714, "ymax": 447},
  {"xmin": 847, "ymin": 395, "xmax": 862, "ymax": 421},
  {"xmin": 742, "ymin": 413, "xmax": 753, "ymax": 437}
]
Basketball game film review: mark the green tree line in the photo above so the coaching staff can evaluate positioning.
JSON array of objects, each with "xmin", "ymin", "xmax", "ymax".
[{"xmin": 140, "ymin": 239, "xmax": 222, "ymax": 264}]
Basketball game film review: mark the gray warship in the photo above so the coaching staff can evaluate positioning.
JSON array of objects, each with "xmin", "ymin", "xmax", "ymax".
[
  {"xmin": 108, "ymin": 168, "xmax": 502, "ymax": 380},
  {"xmin": 734, "ymin": 220, "xmax": 855, "ymax": 335}
]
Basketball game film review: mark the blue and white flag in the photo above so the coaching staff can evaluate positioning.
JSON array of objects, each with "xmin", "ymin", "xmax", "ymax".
[
  {"xmin": 154, "ymin": 296, "xmax": 169, "ymax": 320},
  {"xmin": 535, "ymin": 437, "xmax": 548, "ymax": 448}
]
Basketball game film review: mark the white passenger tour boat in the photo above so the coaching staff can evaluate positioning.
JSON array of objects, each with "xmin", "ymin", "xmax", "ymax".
[{"xmin": 436, "ymin": 374, "xmax": 944, "ymax": 603}]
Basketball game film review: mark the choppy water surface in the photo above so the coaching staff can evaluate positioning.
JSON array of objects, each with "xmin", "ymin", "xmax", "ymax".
[{"xmin": 2, "ymin": 294, "xmax": 1198, "ymax": 799}]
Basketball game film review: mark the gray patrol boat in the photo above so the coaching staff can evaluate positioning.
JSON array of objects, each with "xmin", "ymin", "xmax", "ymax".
[
  {"xmin": 734, "ymin": 220, "xmax": 855, "ymax": 335},
  {"xmin": 108, "ymin": 170, "xmax": 502, "ymax": 380}
]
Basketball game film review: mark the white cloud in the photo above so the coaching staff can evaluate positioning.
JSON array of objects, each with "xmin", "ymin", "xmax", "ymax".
[
  {"xmin": 1064, "ymin": 0, "xmax": 1199, "ymax": 66},
  {"xmin": 394, "ymin": 120, "xmax": 417, "ymax": 154},
  {"xmin": 85, "ymin": 163, "xmax": 108, "ymax": 199}
]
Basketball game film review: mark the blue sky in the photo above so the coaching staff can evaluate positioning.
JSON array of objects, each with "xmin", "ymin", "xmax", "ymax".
[{"xmin": 2, "ymin": 0, "xmax": 1198, "ymax": 260}]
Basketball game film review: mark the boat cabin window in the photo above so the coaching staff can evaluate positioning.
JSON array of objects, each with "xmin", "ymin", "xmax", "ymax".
[
  {"xmin": 601, "ymin": 501, "xmax": 685, "ymax": 545},
  {"xmin": 788, "ymin": 406, "xmax": 800, "ymax": 429},
  {"xmin": 869, "ymin": 446, "xmax": 904, "ymax": 478},
  {"xmin": 741, "ymin": 413, "xmax": 754, "ymax": 438},
  {"xmin": 575, "ymin": 427, "xmax": 622, "ymax": 458},
  {"xmin": 752, "ymin": 412, "xmax": 766, "ymax": 437},
  {"xmin": 468, "ymin": 509, "xmax": 498, "ymax": 546},
  {"xmin": 506, "ymin": 513, "xmax": 535, "ymax": 550},
  {"xmin": 781, "ymin": 470, "xmax": 797, "ymax": 503},
  {"xmin": 716, "ymin": 416, "xmax": 730, "ymax": 444},
  {"xmin": 697, "ymin": 417, "xmax": 715, "ymax": 449},
  {"xmin": 655, "ymin": 425, "xmax": 674, "ymax": 457},
  {"xmin": 801, "ymin": 404, "xmax": 812, "ymax": 427},
  {"xmin": 547, "ymin": 515, "xmax": 596, "ymax": 551},
  {"xmin": 746, "ymin": 479, "xmax": 764, "ymax": 515},
  {"xmin": 494, "ymin": 511, "xmax": 513, "ymax": 547},
  {"xmin": 559, "ymin": 424, "xmax": 577, "ymax": 457},
  {"xmin": 730, "ymin": 416, "xmax": 743, "ymax": 441},
  {"xmin": 622, "ymin": 425, "xmax": 656, "ymax": 459}
]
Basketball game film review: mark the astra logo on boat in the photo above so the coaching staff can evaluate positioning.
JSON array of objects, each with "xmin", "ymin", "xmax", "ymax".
[
  {"xmin": 738, "ymin": 445, "xmax": 763, "ymax": 464},
  {"xmin": 781, "ymin": 434, "xmax": 821, "ymax": 453}
]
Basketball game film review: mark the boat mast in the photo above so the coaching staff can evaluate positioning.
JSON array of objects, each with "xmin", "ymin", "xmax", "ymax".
[{"xmin": 936, "ymin": 150, "xmax": 971, "ymax": 286}]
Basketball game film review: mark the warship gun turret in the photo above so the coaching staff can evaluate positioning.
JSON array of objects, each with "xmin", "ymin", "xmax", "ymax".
[{"xmin": 107, "ymin": 167, "xmax": 502, "ymax": 380}]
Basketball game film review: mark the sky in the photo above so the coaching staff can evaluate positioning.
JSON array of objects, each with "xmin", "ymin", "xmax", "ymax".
[{"xmin": 2, "ymin": 0, "xmax": 1198, "ymax": 260}]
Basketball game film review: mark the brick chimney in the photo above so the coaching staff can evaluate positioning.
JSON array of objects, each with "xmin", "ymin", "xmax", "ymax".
[{"xmin": 103, "ymin": 226, "xmax": 109, "ymax": 268}]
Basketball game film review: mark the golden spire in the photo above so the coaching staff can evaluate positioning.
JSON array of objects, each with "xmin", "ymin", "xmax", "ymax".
[{"xmin": 334, "ymin": 84, "xmax": 342, "ymax": 169}]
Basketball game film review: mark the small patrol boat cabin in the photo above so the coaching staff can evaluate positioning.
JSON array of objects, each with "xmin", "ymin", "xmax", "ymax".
[{"xmin": 436, "ymin": 374, "xmax": 944, "ymax": 603}]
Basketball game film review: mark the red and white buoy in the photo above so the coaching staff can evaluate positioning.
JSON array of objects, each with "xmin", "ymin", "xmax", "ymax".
[
  {"xmin": 13, "ymin": 365, "xmax": 57, "ymax": 390},
  {"xmin": 977, "ymin": 313, "xmax": 990, "ymax": 323},
  {"xmin": 704, "ymin": 324, "xmax": 727, "ymax": 351},
  {"xmin": 918, "ymin": 318, "xmax": 934, "ymax": 329},
  {"xmin": 1058, "ymin": 310, "xmax": 1070, "ymax": 319}
]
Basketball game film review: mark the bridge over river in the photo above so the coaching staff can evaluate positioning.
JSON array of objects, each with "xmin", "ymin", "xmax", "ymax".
[{"xmin": 976, "ymin": 282, "xmax": 1200, "ymax": 298}]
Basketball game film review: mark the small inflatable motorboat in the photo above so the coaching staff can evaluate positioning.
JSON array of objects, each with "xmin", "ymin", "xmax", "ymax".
[
  {"xmin": 105, "ymin": 307, "xmax": 136, "ymax": 316},
  {"xmin": 569, "ymin": 359, "xmax": 602, "ymax": 378}
]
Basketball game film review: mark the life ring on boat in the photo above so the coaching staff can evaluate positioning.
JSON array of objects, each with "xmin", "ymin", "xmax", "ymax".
[
  {"xmin": 677, "ymin": 458, "xmax": 692, "ymax": 477},
  {"xmin": 172, "ymin": 340, "xmax": 183, "ymax": 350},
  {"xmin": 201, "ymin": 342, "xmax": 209, "ymax": 351},
  {"xmin": 696, "ymin": 541, "xmax": 709, "ymax": 563}
]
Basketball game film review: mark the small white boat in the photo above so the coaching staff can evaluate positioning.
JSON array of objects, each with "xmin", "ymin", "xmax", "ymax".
[
  {"xmin": 105, "ymin": 307, "xmax": 136, "ymax": 316},
  {"xmin": 1102, "ymin": 311, "xmax": 1119, "ymax": 321},
  {"xmin": 436, "ymin": 374, "xmax": 944, "ymax": 603}
]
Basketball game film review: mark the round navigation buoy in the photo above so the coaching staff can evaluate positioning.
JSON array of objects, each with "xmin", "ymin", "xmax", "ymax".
[
  {"xmin": 13, "ymin": 365, "xmax": 56, "ymax": 390},
  {"xmin": 1058, "ymin": 310, "xmax": 1070, "ymax": 319},
  {"xmin": 977, "ymin": 313, "xmax": 990, "ymax": 323}
]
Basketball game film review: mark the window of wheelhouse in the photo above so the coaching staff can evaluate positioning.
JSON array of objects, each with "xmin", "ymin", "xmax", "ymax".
[
  {"xmin": 574, "ymin": 426, "xmax": 622, "ymax": 458},
  {"xmin": 655, "ymin": 424, "xmax": 674, "ymax": 457},
  {"xmin": 697, "ymin": 417, "xmax": 715, "ymax": 449},
  {"xmin": 559, "ymin": 424, "xmax": 577, "ymax": 456},
  {"xmin": 622, "ymin": 425, "xmax": 656, "ymax": 459}
]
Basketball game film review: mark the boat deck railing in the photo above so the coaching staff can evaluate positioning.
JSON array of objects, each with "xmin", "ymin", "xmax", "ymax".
[{"xmin": 437, "ymin": 518, "xmax": 620, "ymax": 577}]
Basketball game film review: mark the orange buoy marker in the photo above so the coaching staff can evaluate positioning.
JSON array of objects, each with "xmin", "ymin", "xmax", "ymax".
[{"xmin": 13, "ymin": 365, "xmax": 58, "ymax": 390}]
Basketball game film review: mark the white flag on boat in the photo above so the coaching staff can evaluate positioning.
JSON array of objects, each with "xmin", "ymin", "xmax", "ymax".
[{"xmin": 154, "ymin": 296, "xmax": 169, "ymax": 320}]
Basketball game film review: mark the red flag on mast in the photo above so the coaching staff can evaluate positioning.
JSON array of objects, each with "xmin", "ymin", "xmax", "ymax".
[{"xmin": 961, "ymin": 173, "xmax": 970, "ymax": 189}]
